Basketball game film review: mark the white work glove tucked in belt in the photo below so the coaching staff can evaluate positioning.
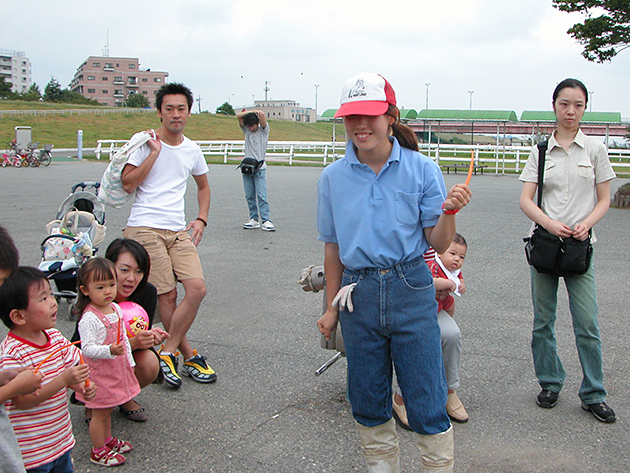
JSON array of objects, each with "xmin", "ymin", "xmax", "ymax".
[{"xmin": 332, "ymin": 283, "xmax": 357, "ymax": 312}]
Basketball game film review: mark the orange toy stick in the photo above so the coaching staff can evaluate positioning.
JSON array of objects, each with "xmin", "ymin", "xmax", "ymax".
[
  {"xmin": 79, "ymin": 352, "xmax": 90, "ymax": 387},
  {"xmin": 465, "ymin": 150, "xmax": 475, "ymax": 186},
  {"xmin": 34, "ymin": 340, "xmax": 82, "ymax": 373}
]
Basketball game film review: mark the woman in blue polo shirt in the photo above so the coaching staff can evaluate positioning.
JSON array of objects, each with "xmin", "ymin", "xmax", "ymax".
[{"xmin": 317, "ymin": 72, "xmax": 471, "ymax": 473}]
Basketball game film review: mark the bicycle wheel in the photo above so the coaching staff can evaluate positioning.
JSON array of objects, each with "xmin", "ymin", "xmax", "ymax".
[
  {"xmin": 21, "ymin": 158, "xmax": 29, "ymax": 167},
  {"xmin": 29, "ymin": 155, "xmax": 39, "ymax": 167},
  {"xmin": 40, "ymin": 151, "xmax": 52, "ymax": 166}
]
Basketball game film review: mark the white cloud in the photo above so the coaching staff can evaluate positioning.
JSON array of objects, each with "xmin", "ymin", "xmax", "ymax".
[{"xmin": 1, "ymin": 0, "xmax": 629, "ymax": 118}]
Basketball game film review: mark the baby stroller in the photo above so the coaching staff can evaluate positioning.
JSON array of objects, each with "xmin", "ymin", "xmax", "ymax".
[
  {"xmin": 39, "ymin": 182, "xmax": 106, "ymax": 315},
  {"xmin": 298, "ymin": 265, "xmax": 346, "ymax": 376}
]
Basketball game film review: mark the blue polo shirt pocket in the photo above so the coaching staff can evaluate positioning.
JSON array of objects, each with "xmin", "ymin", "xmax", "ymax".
[{"xmin": 395, "ymin": 192, "xmax": 421, "ymax": 225}]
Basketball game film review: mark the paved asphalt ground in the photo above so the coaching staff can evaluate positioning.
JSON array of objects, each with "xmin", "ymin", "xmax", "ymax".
[{"xmin": 1, "ymin": 160, "xmax": 629, "ymax": 473}]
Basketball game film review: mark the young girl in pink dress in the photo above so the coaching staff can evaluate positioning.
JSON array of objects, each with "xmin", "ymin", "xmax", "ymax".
[{"xmin": 75, "ymin": 257, "xmax": 141, "ymax": 467}]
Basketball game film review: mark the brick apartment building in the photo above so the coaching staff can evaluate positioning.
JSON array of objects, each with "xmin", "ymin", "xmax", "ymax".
[
  {"xmin": 0, "ymin": 49, "xmax": 31, "ymax": 93},
  {"xmin": 69, "ymin": 56, "xmax": 168, "ymax": 107}
]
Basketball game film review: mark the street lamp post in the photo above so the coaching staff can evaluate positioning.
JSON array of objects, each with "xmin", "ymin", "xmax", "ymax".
[
  {"xmin": 315, "ymin": 84, "xmax": 319, "ymax": 117},
  {"xmin": 589, "ymin": 91, "xmax": 594, "ymax": 112},
  {"xmin": 468, "ymin": 91, "xmax": 474, "ymax": 145},
  {"xmin": 425, "ymin": 83, "xmax": 430, "ymax": 110},
  {"xmin": 228, "ymin": 94, "xmax": 233, "ymax": 104}
]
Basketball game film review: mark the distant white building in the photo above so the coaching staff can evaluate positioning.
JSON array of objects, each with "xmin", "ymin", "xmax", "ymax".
[
  {"xmin": 254, "ymin": 100, "xmax": 316, "ymax": 123},
  {"xmin": 0, "ymin": 49, "xmax": 32, "ymax": 93}
]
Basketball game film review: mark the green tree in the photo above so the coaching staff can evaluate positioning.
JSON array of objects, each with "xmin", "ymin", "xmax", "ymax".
[
  {"xmin": 553, "ymin": 0, "xmax": 630, "ymax": 62},
  {"xmin": 43, "ymin": 77, "xmax": 64, "ymax": 102},
  {"xmin": 126, "ymin": 92, "xmax": 150, "ymax": 108},
  {"xmin": 216, "ymin": 102, "xmax": 235, "ymax": 115},
  {"xmin": 59, "ymin": 89, "xmax": 101, "ymax": 105},
  {"xmin": 19, "ymin": 84, "xmax": 42, "ymax": 101},
  {"xmin": 0, "ymin": 76, "xmax": 13, "ymax": 98}
]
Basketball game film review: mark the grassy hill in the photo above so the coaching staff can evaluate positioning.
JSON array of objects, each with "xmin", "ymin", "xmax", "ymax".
[{"xmin": 0, "ymin": 100, "xmax": 340, "ymax": 149}]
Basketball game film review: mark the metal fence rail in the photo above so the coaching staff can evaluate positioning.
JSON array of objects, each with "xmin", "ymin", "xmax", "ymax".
[
  {"xmin": 0, "ymin": 108, "xmax": 153, "ymax": 118},
  {"xmin": 93, "ymin": 139, "xmax": 630, "ymax": 175}
]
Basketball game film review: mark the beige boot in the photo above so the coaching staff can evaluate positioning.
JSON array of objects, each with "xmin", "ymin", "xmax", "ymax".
[
  {"xmin": 417, "ymin": 425, "xmax": 454, "ymax": 473},
  {"xmin": 356, "ymin": 418, "xmax": 400, "ymax": 473}
]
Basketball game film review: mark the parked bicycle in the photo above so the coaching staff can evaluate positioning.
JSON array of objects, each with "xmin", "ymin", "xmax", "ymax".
[
  {"xmin": 1, "ymin": 152, "xmax": 25, "ymax": 167},
  {"xmin": 21, "ymin": 142, "xmax": 53, "ymax": 167},
  {"xmin": 35, "ymin": 143, "xmax": 53, "ymax": 166},
  {"xmin": 2, "ymin": 140, "xmax": 53, "ymax": 168},
  {"xmin": 2, "ymin": 140, "xmax": 28, "ymax": 167}
]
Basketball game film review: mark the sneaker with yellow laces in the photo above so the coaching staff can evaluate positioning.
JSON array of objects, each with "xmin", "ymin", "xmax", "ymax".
[
  {"xmin": 182, "ymin": 349, "xmax": 217, "ymax": 383},
  {"xmin": 158, "ymin": 348, "xmax": 182, "ymax": 388}
]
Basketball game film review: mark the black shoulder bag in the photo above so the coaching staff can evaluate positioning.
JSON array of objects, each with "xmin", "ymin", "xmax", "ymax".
[{"xmin": 524, "ymin": 141, "xmax": 592, "ymax": 277}]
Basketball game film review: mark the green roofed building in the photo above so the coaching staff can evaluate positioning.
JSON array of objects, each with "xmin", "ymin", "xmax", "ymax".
[
  {"xmin": 399, "ymin": 109, "xmax": 418, "ymax": 120},
  {"xmin": 416, "ymin": 110, "xmax": 518, "ymax": 122},
  {"xmin": 520, "ymin": 111, "xmax": 621, "ymax": 124}
]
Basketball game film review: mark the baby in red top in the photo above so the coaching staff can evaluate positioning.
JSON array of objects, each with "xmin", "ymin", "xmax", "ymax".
[{"xmin": 428, "ymin": 233, "xmax": 467, "ymax": 316}]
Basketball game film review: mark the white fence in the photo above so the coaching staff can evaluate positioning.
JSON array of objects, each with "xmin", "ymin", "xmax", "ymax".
[
  {"xmin": 95, "ymin": 140, "xmax": 347, "ymax": 166},
  {"xmin": 0, "ymin": 108, "xmax": 154, "ymax": 118},
  {"xmin": 94, "ymin": 140, "xmax": 630, "ymax": 175}
]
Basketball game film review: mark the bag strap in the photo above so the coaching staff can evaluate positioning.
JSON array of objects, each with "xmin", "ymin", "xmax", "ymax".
[{"xmin": 536, "ymin": 140, "xmax": 548, "ymax": 208}]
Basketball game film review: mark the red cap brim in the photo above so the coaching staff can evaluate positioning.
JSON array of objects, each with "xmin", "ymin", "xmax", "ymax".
[{"xmin": 334, "ymin": 101, "xmax": 389, "ymax": 118}]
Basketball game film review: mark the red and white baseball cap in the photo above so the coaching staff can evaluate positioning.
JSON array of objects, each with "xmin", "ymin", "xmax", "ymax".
[{"xmin": 334, "ymin": 72, "xmax": 397, "ymax": 118}]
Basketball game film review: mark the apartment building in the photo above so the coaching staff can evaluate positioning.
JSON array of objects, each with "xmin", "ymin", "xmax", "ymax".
[
  {"xmin": 69, "ymin": 56, "xmax": 169, "ymax": 107},
  {"xmin": 254, "ymin": 100, "xmax": 316, "ymax": 122},
  {"xmin": 0, "ymin": 49, "xmax": 31, "ymax": 93}
]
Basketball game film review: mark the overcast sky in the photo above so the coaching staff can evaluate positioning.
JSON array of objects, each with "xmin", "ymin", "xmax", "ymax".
[{"xmin": 2, "ymin": 0, "xmax": 629, "ymax": 118}]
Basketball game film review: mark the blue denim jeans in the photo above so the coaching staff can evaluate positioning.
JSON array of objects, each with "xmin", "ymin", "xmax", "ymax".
[
  {"xmin": 530, "ymin": 261, "xmax": 606, "ymax": 403},
  {"xmin": 242, "ymin": 168, "xmax": 270, "ymax": 222},
  {"xmin": 27, "ymin": 449, "xmax": 73, "ymax": 473},
  {"xmin": 339, "ymin": 257, "xmax": 451, "ymax": 435}
]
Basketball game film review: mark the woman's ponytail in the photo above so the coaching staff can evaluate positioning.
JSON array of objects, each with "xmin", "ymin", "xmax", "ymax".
[{"xmin": 386, "ymin": 105, "xmax": 418, "ymax": 152}]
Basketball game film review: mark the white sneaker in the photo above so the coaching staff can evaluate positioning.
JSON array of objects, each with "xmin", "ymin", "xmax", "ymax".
[
  {"xmin": 261, "ymin": 221, "xmax": 276, "ymax": 232},
  {"xmin": 243, "ymin": 219, "xmax": 261, "ymax": 229}
]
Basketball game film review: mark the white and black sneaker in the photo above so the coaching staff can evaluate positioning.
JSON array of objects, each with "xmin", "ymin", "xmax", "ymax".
[
  {"xmin": 261, "ymin": 221, "xmax": 276, "ymax": 232},
  {"xmin": 243, "ymin": 219, "xmax": 261, "ymax": 229},
  {"xmin": 581, "ymin": 401, "xmax": 616, "ymax": 423}
]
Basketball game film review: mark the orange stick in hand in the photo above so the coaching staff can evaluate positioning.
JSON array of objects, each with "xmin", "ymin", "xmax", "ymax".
[
  {"xmin": 34, "ymin": 340, "xmax": 82, "ymax": 373},
  {"xmin": 78, "ymin": 352, "xmax": 90, "ymax": 387},
  {"xmin": 465, "ymin": 150, "xmax": 475, "ymax": 186}
]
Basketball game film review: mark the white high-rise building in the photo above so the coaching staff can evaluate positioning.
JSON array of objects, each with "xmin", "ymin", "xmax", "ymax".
[{"xmin": 0, "ymin": 49, "xmax": 31, "ymax": 93}]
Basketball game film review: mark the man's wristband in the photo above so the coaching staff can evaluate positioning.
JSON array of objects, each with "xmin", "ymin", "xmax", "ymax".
[
  {"xmin": 196, "ymin": 217, "xmax": 208, "ymax": 227},
  {"xmin": 442, "ymin": 203, "xmax": 459, "ymax": 215}
]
